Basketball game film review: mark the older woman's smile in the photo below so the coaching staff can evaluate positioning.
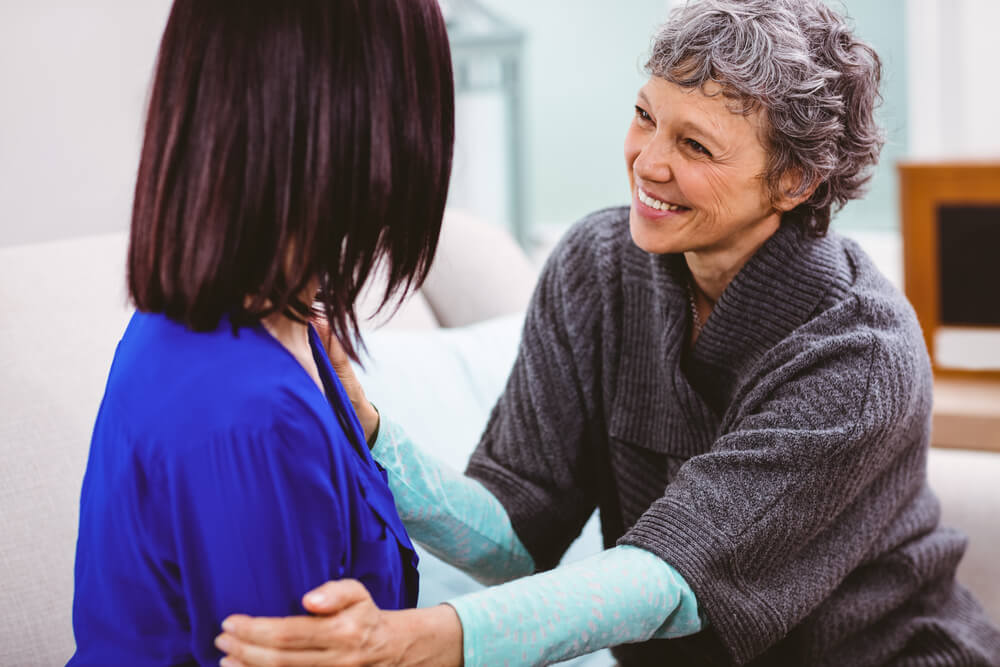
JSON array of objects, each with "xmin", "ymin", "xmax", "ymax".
[{"xmin": 635, "ymin": 185, "xmax": 690, "ymax": 215}]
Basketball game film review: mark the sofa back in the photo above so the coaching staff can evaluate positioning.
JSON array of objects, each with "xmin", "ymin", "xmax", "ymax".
[
  {"xmin": 1, "ymin": 233, "xmax": 132, "ymax": 665},
  {"xmin": 1, "ymin": 214, "xmax": 996, "ymax": 665}
]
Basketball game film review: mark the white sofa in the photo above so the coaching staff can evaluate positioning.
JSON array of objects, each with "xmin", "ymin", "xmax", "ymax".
[{"xmin": 1, "ymin": 211, "xmax": 998, "ymax": 666}]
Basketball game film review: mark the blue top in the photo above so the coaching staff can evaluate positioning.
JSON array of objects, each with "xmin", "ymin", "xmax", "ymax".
[{"xmin": 69, "ymin": 311, "xmax": 418, "ymax": 666}]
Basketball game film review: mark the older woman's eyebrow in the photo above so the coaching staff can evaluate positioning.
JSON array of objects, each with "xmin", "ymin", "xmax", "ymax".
[
  {"xmin": 677, "ymin": 119, "xmax": 724, "ymax": 147},
  {"xmin": 636, "ymin": 89, "xmax": 724, "ymax": 148}
]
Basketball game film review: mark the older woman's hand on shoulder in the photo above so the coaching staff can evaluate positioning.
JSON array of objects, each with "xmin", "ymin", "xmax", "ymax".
[
  {"xmin": 313, "ymin": 320, "xmax": 380, "ymax": 445},
  {"xmin": 216, "ymin": 580, "xmax": 463, "ymax": 667}
]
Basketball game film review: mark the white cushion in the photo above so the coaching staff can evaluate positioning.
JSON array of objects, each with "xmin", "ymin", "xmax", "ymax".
[
  {"xmin": 419, "ymin": 209, "xmax": 539, "ymax": 328},
  {"xmin": 355, "ymin": 268, "xmax": 439, "ymax": 331}
]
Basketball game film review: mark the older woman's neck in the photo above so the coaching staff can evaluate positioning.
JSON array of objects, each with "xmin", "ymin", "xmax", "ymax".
[{"xmin": 684, "ymin": 217, "xmax": 780, "ymax": 304}]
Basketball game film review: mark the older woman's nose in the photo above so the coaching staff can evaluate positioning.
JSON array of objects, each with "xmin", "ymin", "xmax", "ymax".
[{"xmin": 634, "ymin": 139, "xmax": 675, "ymax": 183}]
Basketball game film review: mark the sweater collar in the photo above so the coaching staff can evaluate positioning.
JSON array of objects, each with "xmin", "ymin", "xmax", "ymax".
[
  {"xmin": 609, "ymin": 219, "xmax": 848, "ymax": 457},
  {"xmin": 684, "ymin": 222, "xmax": 847, "ymax": 394}
]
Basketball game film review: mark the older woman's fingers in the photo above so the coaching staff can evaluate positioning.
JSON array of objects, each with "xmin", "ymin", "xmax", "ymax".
[
  {"xmin": 316, "ymin": 332, "xmax": 379, "ymax": 442},
  {"xmin": 302, "ymin": 578, "xmax": 371, "ymax": 615},
  {"xmin": 215, "ymin": 632, "xmax": 335, "ymax": 667},
  {"xmin": 220, "ymin": 615, "xmax": 329, "ymax": 650}
]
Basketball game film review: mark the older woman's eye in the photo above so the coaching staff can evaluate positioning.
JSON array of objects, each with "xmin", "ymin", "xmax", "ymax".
[
  {"xmin": 634, "ymin": 106, "xmax": 653, "ymax": 124},
  {"xmin": 685, "ymin": 138, "xmax": 712, "ymax": 157}
]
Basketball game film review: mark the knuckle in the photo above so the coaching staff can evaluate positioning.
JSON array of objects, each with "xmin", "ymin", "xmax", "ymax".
[{"xmin": 341, "ymin": 618, "xmax": 360, "ymax": 638}]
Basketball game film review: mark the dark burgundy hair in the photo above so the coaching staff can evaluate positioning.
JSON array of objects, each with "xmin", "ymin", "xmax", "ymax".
[{"xmin": 128, "ymin": 0, "xmax": 454, "ymax": 360}]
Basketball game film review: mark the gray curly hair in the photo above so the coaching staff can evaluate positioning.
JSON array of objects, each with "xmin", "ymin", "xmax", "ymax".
[{"xmin": 647, "ymin": 0, "xmax": 884, "ymax": 235}]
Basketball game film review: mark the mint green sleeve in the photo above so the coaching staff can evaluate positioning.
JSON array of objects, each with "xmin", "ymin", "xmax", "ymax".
[
  {"xmin": 449, "ymin": 545, "xmax": 703, "ymax": 666},
  {"xmin": 371, "ymin": 418, "xmax": 704, "ymax": 664},
  {"xmin": 371, "ymin": 419, "xmax": 534, "ymax": 585}
]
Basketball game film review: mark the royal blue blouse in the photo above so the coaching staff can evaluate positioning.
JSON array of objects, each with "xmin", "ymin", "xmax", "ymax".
[{"xmin": 69, "ymin": 312, "xmax": 418, "ymax": 666}]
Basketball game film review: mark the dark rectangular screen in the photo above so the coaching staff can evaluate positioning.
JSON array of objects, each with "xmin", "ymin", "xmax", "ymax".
[{"xmin": 937, "ymin": 204, "xmax": 1000, "ymax": 326}]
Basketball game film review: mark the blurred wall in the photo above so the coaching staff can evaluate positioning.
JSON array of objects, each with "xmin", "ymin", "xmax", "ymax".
[
  {"xmin": 1, "ymin": 2, "xmax": 995, "ymax": 250},
  {"xmin": 0, "ymin": 2, "xmax": 172, "ymax": 248},
  {"xmin": 836, "ymin": 0, "xmax": 909, "ymax": 231}
]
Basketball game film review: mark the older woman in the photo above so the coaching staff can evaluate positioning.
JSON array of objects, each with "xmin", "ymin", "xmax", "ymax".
[{"xmin": 217, "ymin": 0, "xmax": 1000, "ymax": 665}]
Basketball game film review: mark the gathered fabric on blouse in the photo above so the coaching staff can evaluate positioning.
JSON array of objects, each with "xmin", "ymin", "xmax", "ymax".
[{"xmin": 69, "ymin": 311, "xmax": 418, "ymax": 667}]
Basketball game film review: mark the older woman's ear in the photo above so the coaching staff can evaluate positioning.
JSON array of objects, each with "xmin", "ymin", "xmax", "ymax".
[{"xmin": 774, "ymin": 168, "xmax": 820, "ymax": 213}]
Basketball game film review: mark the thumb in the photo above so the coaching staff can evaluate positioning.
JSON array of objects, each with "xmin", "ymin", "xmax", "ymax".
[
  {"xmin": 303, "ymin": 579, "xmax": 372, "ymax": 615},
  {"xmin": 312, "ymin": 315, "xmax": 353, "ymax": 373}
]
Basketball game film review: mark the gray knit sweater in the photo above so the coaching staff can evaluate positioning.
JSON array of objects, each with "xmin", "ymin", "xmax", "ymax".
[{"xmin": 466, "ymin": 207, "xmax": 1000, "ymax": 666}]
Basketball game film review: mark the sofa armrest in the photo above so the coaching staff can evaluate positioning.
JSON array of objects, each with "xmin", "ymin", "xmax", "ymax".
[{"xmin": 927, "ymin": 447, "xmax": 1000, "ymax": 625}]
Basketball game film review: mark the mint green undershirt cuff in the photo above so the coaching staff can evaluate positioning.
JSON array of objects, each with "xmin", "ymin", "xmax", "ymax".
[{"xmin": 449, "ymin": 545, "xmax": 703, "ymax": 666}]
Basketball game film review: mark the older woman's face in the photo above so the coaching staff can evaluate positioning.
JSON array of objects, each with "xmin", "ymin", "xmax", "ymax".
[{"xmin": 625, "ymin": 77, "xmax": 780, "ymax": 256}]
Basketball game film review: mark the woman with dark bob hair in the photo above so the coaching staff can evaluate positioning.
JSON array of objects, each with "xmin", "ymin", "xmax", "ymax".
[
  {"xmin": 217, "ymin": 0, "xmax": 1000, "ymax": 665},
  {"xmin": 69, "ymin": 1, "xmax": 457, "ymax": 665}
]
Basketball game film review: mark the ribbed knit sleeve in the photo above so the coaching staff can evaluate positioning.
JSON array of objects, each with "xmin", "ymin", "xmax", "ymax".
[{"xmin": 466, "ymin": 217, "xmax": 608, "ymax": 571}]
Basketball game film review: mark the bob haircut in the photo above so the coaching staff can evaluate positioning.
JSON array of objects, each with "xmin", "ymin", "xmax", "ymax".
[
  {"xmin": 647, "ymin": 0, "xmax": 884, "ymax": 236},
  {"xmin": 128, "ymin": 0, "xmax": 454, "ymax": 361}
]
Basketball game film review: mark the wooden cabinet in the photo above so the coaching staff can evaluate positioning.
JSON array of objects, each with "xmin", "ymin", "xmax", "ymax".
[
  {"xmin": 932, "ymin": 377, "xmax": 1000, "ymax": 453},
  {"xmin": 898, "ymin": 162, "xmax": 1000, "ymax": 377}
]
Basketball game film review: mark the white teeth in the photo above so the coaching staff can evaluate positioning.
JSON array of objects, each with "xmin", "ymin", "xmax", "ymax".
[{"xmin": 638, "ymin": 188, "xmax": 684, "ymax": 212}]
